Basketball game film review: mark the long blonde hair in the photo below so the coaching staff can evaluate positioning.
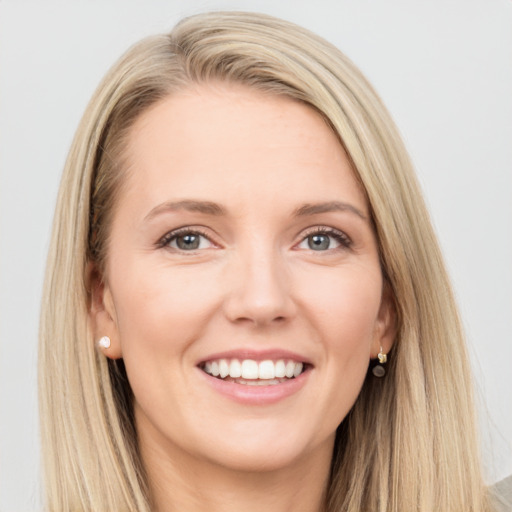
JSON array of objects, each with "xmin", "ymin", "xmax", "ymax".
[{"xmin": 39, "ymin": 11, "xmax": 492, "ymax": 511}]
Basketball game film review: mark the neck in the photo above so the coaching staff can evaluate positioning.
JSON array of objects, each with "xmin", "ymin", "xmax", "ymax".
[{"xmin": 138, "ymin": 420, "xmax": 333, "ymax": 512}]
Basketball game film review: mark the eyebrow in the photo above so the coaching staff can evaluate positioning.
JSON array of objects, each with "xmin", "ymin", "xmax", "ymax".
[
  {"xmin": 144, "ymin": 199, "xmax": 367, "ymax": 222},
  {"xmin": 144, "ymin": 200, "xmax": 226, "ymax": 221},
  {"xmin": 293, "ymin": 201, "xmax": 367, "ymax": 220}
]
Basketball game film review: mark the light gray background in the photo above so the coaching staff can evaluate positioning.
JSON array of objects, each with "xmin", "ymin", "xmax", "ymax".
[{"xmin": 1, "ymin": 1, "xmax": 511, "ymax": 510}]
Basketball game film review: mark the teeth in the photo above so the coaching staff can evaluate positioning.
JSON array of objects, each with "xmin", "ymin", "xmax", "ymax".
[
  {"xmin": 258, "ymin": 360, "xmax": 275, "ymax": 379},
  {"xmin": 236, "ymin": 378, "xmax": 284, "ymax": 386},
  {"xmin": 285, "ymin": 361, "xmax": 295, "ymax": 378},
  {"xmin": 241, "ymin": 360, "xmax": 259, "ymax": 379},
  {"xmin": 229, "ymin": 359, "xmax": 242, "ymax": 378},
  {"xmin": 275, "ymin": 360, "xmax": 286, "ymax": 378},
  {"xmin": 202, "ymin": 358, "xmax": 306, "ymax": 381},
  {"xmin": 219, "ymin": 359, "xmax": 229, "ymax": 378}
]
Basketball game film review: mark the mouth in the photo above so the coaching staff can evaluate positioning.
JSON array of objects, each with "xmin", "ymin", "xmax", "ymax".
[{"xmin": 199, "ymin": 358, "xmax": 309, "ymax": 386}]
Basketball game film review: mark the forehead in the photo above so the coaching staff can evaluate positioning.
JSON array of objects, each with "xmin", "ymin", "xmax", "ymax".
[{"xmin": 121, "ymin": 83, "xmax": 367, "ymax": 214}]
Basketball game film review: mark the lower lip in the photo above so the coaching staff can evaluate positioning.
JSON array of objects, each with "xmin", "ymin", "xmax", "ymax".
[{"xmin": 198, "ymin": 367, "xmax": 311, "ymax": 405}]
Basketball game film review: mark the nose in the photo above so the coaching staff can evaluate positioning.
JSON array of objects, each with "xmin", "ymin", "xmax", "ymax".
[{"xmin": 222, "ymin": 247, "xmax": 296, "ymax": 327}]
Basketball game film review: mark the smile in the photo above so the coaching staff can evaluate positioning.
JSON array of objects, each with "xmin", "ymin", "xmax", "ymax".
[{"xmin": 200, "ymin": 358, "xmax": 306, "ymax": 384}]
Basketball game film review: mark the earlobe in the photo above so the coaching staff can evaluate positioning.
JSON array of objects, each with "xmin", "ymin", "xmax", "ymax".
[
  {"xmin": 372, "ymin": 282, "xmax": 397, "ymax": 359},
  {"xmin": 86, "ymin": 262, "xmax": 123, "ymax": 359}
]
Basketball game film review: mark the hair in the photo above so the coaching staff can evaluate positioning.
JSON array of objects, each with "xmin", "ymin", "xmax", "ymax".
[{"xmin": 39, "ymin": 11, "xmax": 493, "ymax": 512}]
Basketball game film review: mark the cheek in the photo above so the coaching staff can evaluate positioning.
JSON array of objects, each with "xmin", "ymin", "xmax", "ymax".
[
  {"xmin": 110, "ymin": 261, "xmax": 220, "ymax": 360},
  {"xmin": 299, "ymin": 263, "xmax": 383, "ymax": 344},
  {"xmin": 108, "ymin": 263, "xmax": 223, "ymax": 424},
  {"xmin": 299, "ymin": 265, "xmax": 383, "ymax": 405}
]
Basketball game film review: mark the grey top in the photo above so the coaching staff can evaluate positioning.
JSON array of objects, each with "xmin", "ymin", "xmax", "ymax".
[{"xmin": 491, "ymin": 475, "xmax": 512, "ymax": 512}]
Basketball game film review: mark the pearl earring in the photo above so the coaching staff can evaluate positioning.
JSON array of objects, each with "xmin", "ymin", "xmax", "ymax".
[
  {"xmin": 98, "ymin": 336, "xmax": 111, "ymax": 349},
  {"xmin": 372, "ymin": 346, "xmax": 387, "ymax": 377}
]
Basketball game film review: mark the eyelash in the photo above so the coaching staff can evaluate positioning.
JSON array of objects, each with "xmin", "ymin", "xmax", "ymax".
[
  {"xmin": 157, "ymin": 226, "xmax": 352, "ymax": 252},
  {"xmin": 299, "ymin": 227, "xmax": 352, "ymax": 250},
  {"xmin": 157, "ymin": 227, "xmax": 213, "ymax": 250}
]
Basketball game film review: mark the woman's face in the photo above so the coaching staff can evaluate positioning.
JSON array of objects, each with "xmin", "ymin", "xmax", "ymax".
[{"xmin": 93, "ymin": 83, "xmax": 394, "ymax": 473}]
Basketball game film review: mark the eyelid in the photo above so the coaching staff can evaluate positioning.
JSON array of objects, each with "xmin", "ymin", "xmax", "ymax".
[
  {"xmin": 157, "ymin": 226, "xmax": 219, "ymax": 250},
  {"xmin": 156, "ymin": 225, "xmax": 352, "ymax": 251},
  {"xmin": 296, "ymin": 226, "xmax": 353, "ymax": 249}
]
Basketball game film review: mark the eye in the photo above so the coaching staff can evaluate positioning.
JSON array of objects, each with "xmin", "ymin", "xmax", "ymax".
[
  {"xmin": 305, "ymin": 233, "xmax": 335, "ymax": 251},
  {"xmin": 159, "ymin": 229, "xmax": 214, "ymax": 251},
  {"xmin": 296, "ymin": 228, "xmax": 351, "ymax": 251}
]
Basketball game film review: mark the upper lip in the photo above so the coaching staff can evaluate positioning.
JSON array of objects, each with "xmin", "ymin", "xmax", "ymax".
[{"xmin": 197, "ymin": 349, "xmax": 313, "ymax": 366}]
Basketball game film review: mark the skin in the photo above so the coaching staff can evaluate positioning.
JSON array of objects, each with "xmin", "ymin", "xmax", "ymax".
[{"xmin": 91, "ymin": 83, "xmax": 395, "ymax": 512}]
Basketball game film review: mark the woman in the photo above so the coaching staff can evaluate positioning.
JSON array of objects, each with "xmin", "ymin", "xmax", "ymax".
[{"xmin": 39, "ymin": 11, "xmax": 497, "ymax": 511}]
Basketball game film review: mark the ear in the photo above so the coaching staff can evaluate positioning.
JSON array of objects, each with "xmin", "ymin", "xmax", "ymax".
[
  {"xmin": 371, "ymin": 282, "xmax": 397, "ymax": 359},
  {"xmin": 86, "ymin": 262, "xmax": 123, "ymax": 359}
]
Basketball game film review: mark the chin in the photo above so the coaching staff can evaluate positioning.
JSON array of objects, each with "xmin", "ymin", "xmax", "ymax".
[
  {"xmin": 205, "ymin": 444, "xmax": 314, "ymax": 474},
  {"xmin": 193, "ymin": 420, "xmax": 335, "ymax": 474}
]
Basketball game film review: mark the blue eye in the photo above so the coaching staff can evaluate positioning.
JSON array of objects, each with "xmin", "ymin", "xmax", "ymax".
[
  {"xmin": 161, "ymin": 230, "xmax": 214, "ymax": 251},
  {"xmin": 297, "ymin": 228, "xmax": 351, "ymax": 251},
  {"xmin": 307, "ymin": 233, "xmax": 335, "ymax": 251}
]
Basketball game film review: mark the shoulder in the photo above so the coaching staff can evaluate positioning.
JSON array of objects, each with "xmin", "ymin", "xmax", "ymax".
[{"xmin": 491, "ymin": 475, "xmax": 512, "ymax": 512}]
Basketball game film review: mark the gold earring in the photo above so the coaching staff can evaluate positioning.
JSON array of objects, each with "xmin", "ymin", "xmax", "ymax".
[{"xmin": 372, "ymin": 346, "xmax": 387, "ymax": 377}]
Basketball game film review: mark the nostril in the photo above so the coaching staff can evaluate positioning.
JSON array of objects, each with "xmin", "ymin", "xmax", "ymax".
[{"xmin": 233, "ymin": 314, "xmax": 288, "ymax": 327}]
